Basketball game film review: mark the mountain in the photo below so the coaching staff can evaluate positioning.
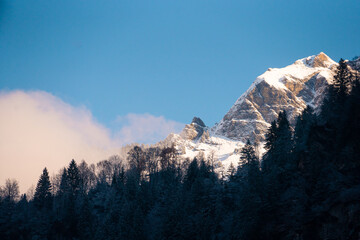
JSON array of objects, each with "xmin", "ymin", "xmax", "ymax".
[
  {"xmin": 348, "ymin": 56, "xmax": 360, "ymax": 72},
  {"xmin": 160, "ymin": 53, "xmax": 338, "ymax": 169},
  {"xmin": 213, "ymin": 52, "xmax": 336, "ymax": 143}
]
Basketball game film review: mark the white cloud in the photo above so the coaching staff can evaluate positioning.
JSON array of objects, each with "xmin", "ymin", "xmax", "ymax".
[
  {"xmin": 0, "ymin": 90, "xmax": 184, "ymax": 193},
  {"xmin": 115, "ymin": 113, "xmax": 184, "ymax": 144}
]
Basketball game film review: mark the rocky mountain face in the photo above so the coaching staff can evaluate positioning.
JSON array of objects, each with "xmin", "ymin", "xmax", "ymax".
[
  {"xmin": 348, "ymin": 57, "xmax": 360, "ymax": 72},
  {"xmin": 180, "ymin": 117, "xmax": 208, "ymax": 141},
  {"xmin": 160, "ymin": 53, "xmax": 340, "ymax": 168},
  {"xmin": 212, "ymin": 52, "xmax": 336, "ymax": 143}
]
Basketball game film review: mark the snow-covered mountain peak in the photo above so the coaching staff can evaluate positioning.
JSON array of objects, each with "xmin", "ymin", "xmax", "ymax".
[
  {"xmin": 213, "ymin": 53, "xmax": 337, "ymax": 143},
  {"xmin": 159, "ymin": 53, "xmax": 339, "ymax": 171},
  {"xmin": 300, "ymin": 52, "xmax": 336, "ymax": 68},
  {"xmin": 252, "ymin": 52, "xmax": 336, "ymax": 91}
]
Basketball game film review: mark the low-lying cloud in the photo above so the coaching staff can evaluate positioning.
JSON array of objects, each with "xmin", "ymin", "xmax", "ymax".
[
  {"xmin": 115, "ymin": 113, "xmax": 184, "ymax": 144},
  {"xmin": 0, "ymin": 90, "xmax": 184, "ymax": 193}
]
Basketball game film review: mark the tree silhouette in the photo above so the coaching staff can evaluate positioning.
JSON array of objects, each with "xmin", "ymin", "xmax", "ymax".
[{"xmin": 34, "ymin": 168, "xmax": 52, "ymax": 209}]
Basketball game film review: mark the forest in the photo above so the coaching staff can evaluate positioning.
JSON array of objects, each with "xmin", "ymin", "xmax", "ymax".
[{"xmin": 1, "ymin": 59, "xmax": 360, "ymax": 240}]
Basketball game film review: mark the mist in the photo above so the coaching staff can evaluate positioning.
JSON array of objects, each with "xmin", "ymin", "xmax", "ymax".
[{"xmin": 0, "ymin": 90, "xmax": 183, "ymax": 193}]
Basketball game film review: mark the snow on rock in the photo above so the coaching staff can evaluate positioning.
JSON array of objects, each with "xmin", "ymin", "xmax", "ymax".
[
  {"xmin": 161, "ymin": 52, "xmax": 338, "ymax": 172},
  {"xmin": 213, "ymin": 52, "xmax": 337, "ymax": 142}
]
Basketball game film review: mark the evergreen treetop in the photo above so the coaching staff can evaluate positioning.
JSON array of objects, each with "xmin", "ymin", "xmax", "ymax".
[{"xmin": 34, "ymin": 167, "xmax": 52, "ymax": 209}]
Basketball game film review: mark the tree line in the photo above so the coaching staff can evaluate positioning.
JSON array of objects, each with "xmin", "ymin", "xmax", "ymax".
[{"xmin": 1, "ymin": 58, "xmax": 360, "ymax": 239}]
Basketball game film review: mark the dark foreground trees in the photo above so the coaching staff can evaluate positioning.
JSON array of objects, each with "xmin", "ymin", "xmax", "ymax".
[
  {"xmin": 34, "ymin": 168, "xmax": 52, "ymax": 209},
  {"xmin": 1, "ymin": 58, "xmax": 360, "ymax": 239}
]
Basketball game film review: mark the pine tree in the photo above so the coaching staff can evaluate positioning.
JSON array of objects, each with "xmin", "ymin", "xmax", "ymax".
[
  {"xmin": 276, "ymin": 111, "xmax": 293, "ymax": 153},
  {"xmin": 321, "ymin": 58, "xmax": 352, "ymax": 124},
  {"xmin": 333, "ymin": 58, "xmax": 351, "ymax": 99},
  {"xmin": 293, "ymin": 106, "xmax": 315, "ymax": 153},
  {"xmin": 264, "ymin": 120, "xmax": 277, "ymax": 153},
  {"xmin": 58, "ymin": 168, "xmax": 69, "ymax": 197},
  {"xmin": 184, "ymin": 158, "xmax": 199, "ymax": 190},
  {"xmin": 262, "ymin": 111, "xmax": 293, "ymax": 173},
  {"xmin": 226, "ymin": 140, "xmax": 263, "ymax": 240},
  {"xmin": 260, "ymin": 111, "xmax": 295, "ymax": 238},
  {"xmin": 77, "ymin": 196, "xmax": 94, "ymax": 240},
  {"xmin": 292, "ymin": 106, "xmax": 316, "ymax": 177},
  {"xmin": 67, "ymin": 159, "xmax": 81, "ymax": 196},
  {"xmin": 53, "ymin": 165, "xmax": 79, "ymax": 238},
  {"xmin": 239, "ymin": 140, "xmax": 261, "ymax": 187},
  {"xmin": 240, "ymin": 139, "xmax": 258, "ymax": 165},
  {"xmin": 34, "ymin": 168, "xmax": 52, "ymax": 209},
  {"xmin": 348, "ymin": 75, "xmax": 360, "ymax": 174}
]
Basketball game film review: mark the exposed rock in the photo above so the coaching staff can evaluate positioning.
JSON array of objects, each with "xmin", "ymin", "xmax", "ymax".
[
  {"xmin": 158, "ymin": 53, "xmax": 341, "ymax": 170},
  {"xmin": 311, "ymin": 52, "xmax": 334, "ymax": 68},
  {"xmin": 199, "ymin": 130, "xmax": 210, "ymax": 142},
  {"xmin": 180, "ymin": 117, "xmax": 207, "ymax": 141},
  {"xmin": 212, "ymin": 52, "xmax": 336, "ymax": 143},
  {"xmin": 191, "ymin": 117, "xmax": 206, "ymax": 127},
  {"xmin": 348, "ymin": 57, "xmax": 360, "ymax": 72}
]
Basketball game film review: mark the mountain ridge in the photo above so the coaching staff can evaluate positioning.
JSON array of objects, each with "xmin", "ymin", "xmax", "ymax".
[{"xmin": 157, "ymin": 52, "xmax": 340, "ymax": 169}]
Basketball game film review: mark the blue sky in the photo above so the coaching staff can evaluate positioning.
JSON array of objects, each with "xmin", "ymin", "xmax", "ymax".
[
  {"xmin": 1, "ymin": 0, "xmax": 360, "ymax": 129},
  {"xmin": 1, "ymin": 0, "xmax": 360, "ymax": 192}
]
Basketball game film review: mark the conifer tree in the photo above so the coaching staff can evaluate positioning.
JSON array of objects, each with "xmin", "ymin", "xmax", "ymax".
[
  {"xmin": 321, "ymin": 58, "xmax": 352, "ymax": 124},
  {"xmin": 58, "ymin": 168, "xmax": 69, "ymax": 197},
  {"xmin": 184, "ymin": 158, "xmax": 199, "ymax": 190},
  {"xmin": 276, "ymin": 111, "xmax": 292, "ymax": 154},
  {"xmin": 239, "ymin": 140, "xmax": 260, "ymax": 186},
  {"xmin": 227, "ymin": 140, "xmax": 262, "ymax": 240},
  {"xmin": 67, "ymin": 159, "xmax": 81, "ymax": 196},
  {"xmin": 333, "ymin": 58, "xmax": 351, "ymax": 99},
  {"xmin": 262, "ymin": 111, "xmax": 292, "ymax": 173},
  {"xmin": 293, "ymin": 106, "xmax": 315, "ymax": 152},
  {"xmin": 34, "ymin": 168, "xmax": 52, "ymax": 209},
  {"xmin": 260, "ymin": 111, "xmax": 295, "ymax": 238},
  {"xmin": 293, "ymin": 106, "xmax": 316, "ymax": 175},
  {"xmin": 240, "ymin": 139, "xmax": 258, "ymax": 165},
  {"xmin": 77, "ymin": 196, "xmax": 93, "ymax": 240},
  {"xmin": 264, "ymin": 120, "xmax": 277, "ymax": 153}
]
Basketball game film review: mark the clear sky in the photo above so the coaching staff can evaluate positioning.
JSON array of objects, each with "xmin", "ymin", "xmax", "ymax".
[
  {"xmin": 1, "ymin": 0, "xmax": 359, "ymax": 127},
  {"xmin": 0, "ymin": 0, "xmax": 360, "ymax": 192}
]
